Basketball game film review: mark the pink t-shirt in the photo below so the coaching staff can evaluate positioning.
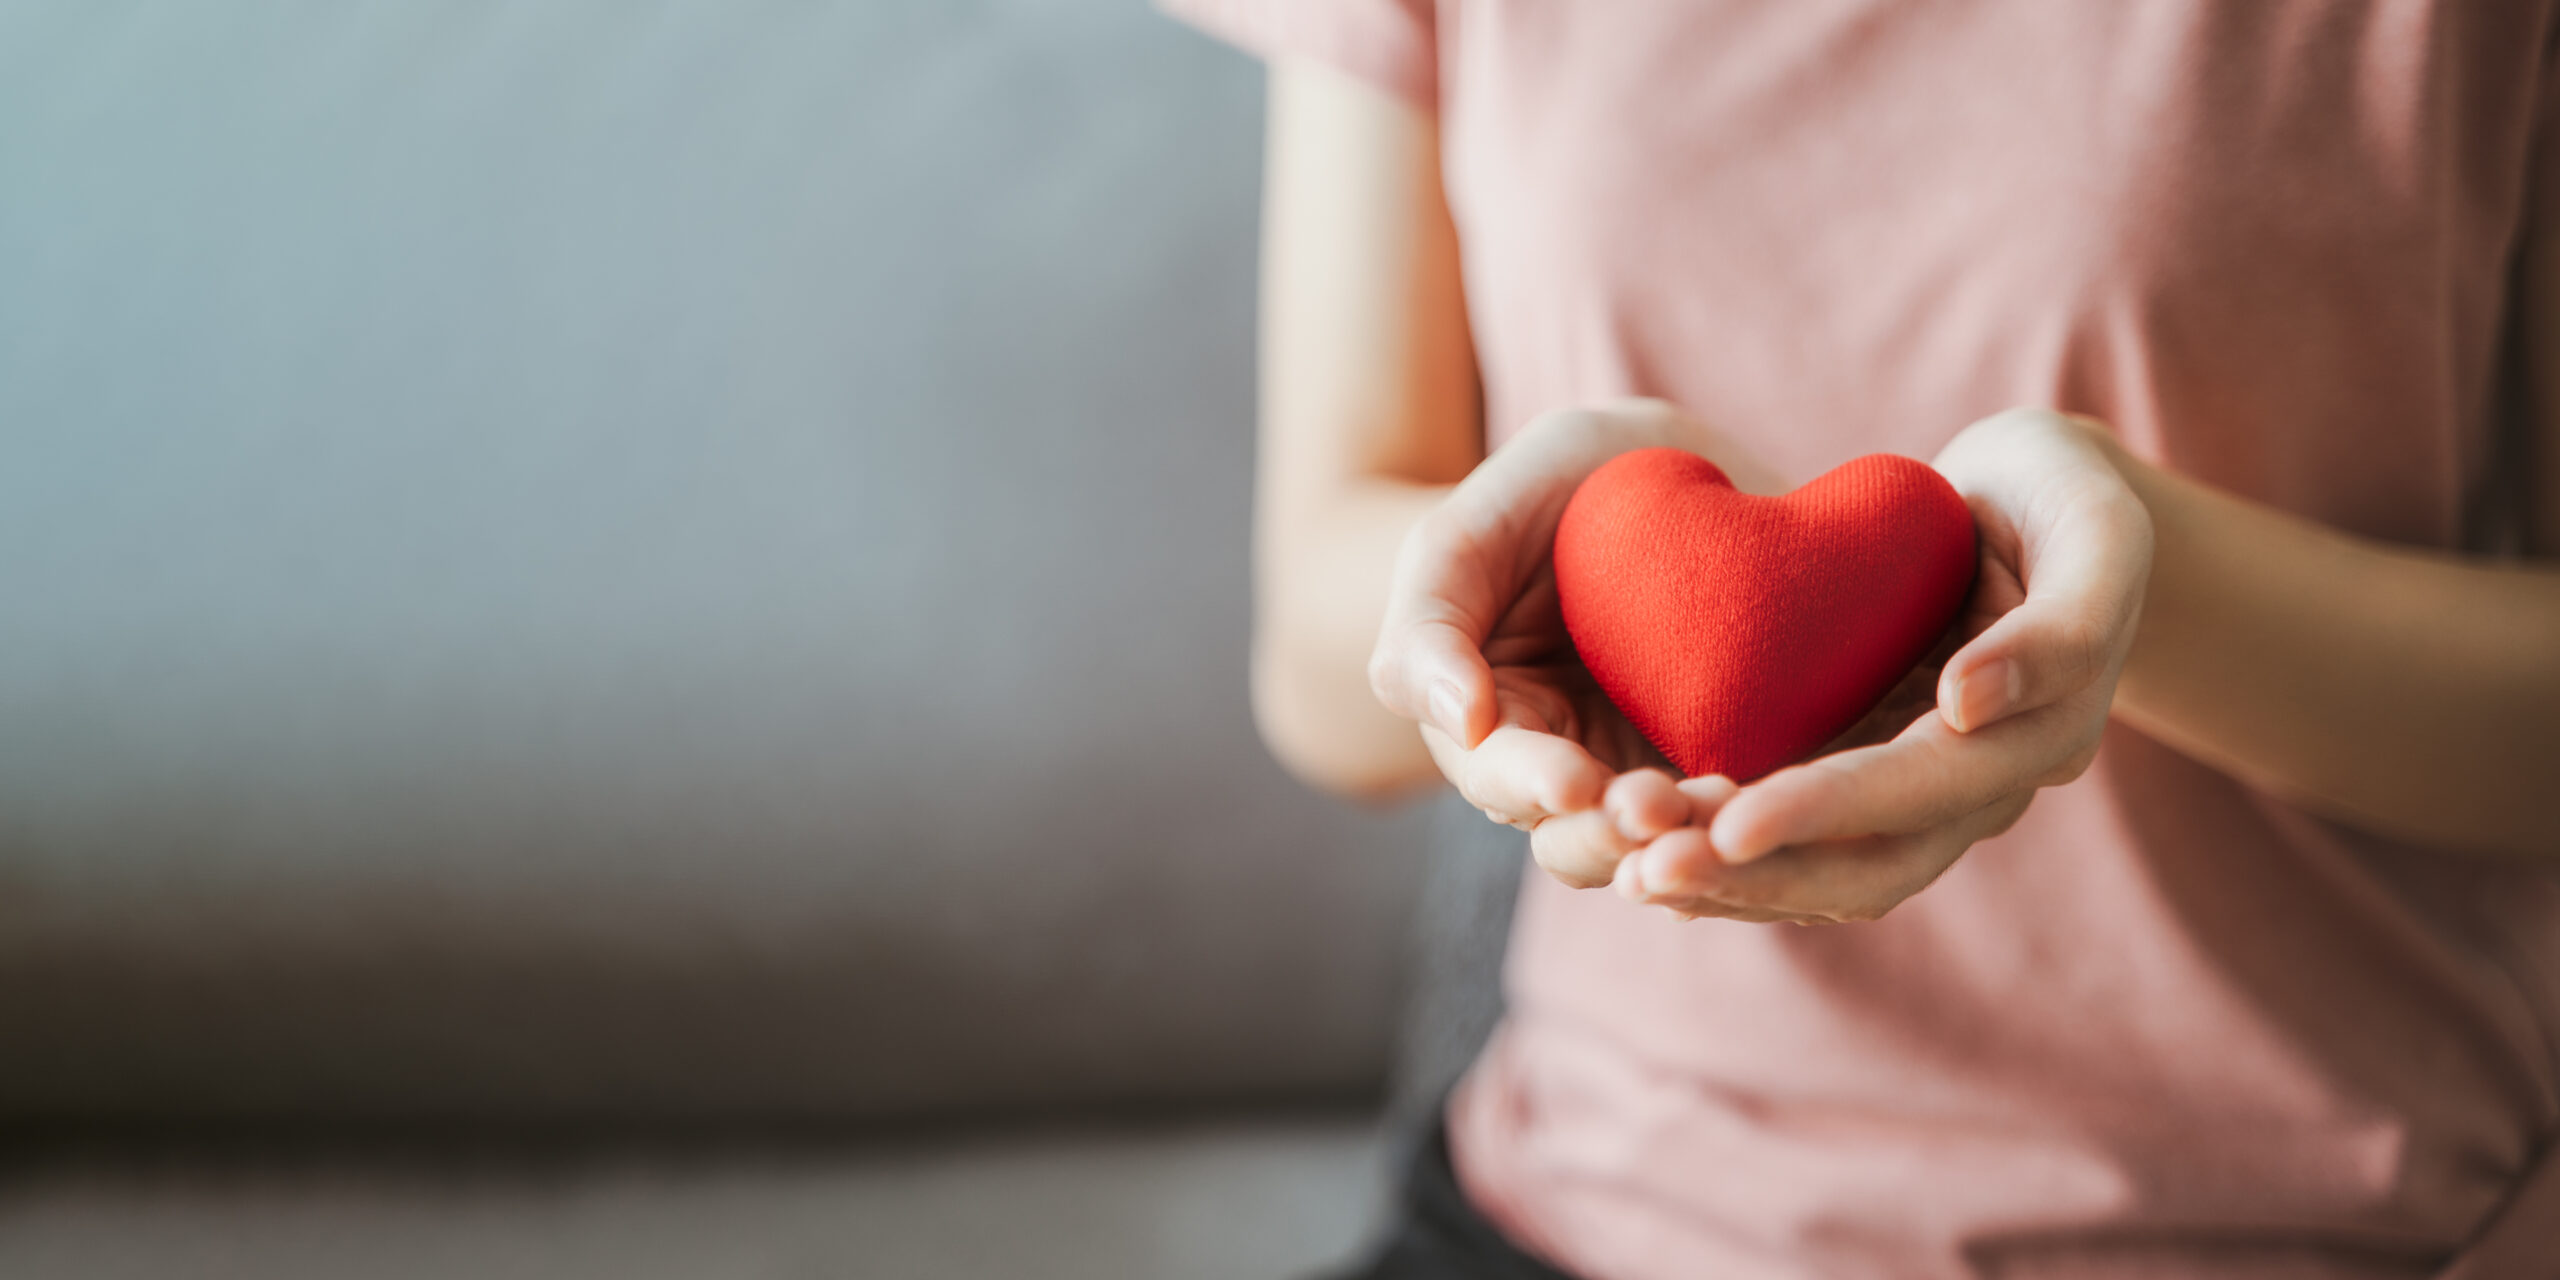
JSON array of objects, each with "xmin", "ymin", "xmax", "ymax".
[{"xmin": 1169, "ymin": 2, "xmax": 2560, "ymax": 1275}]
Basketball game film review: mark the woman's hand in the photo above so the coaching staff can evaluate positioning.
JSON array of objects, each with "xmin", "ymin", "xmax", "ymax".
[
  {"xmin": 1367, "ymin": 399, "xmax": 1786, "ymax": 886},
  {"xmin": 1601, "ymin": 408, "xmax": 2155, "ymax": 923}
]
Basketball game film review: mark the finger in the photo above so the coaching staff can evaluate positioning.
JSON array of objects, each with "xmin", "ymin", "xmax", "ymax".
[
  {"xmin": 1603, "ymin": 770, "xmax": 1688, "ymax": 842},
  {"xmin": 1616, "ymin": 842, "xmax": 1782, "ymax": 919},
  {"xmin": 1374, "ymin": 402, "xmax": 1775, "ymax": 747},
  {"xmin": 1532, "ymin": 808, "xmax": 1635, "ymax": 889},
  {"xmin": 1603, "ymin": 772, "xmax": 1734, "ymax": 899},
  {"xmin": 1936, "ymin": 483, "xmax": 2149, "ymax": 735},
  {"xmin": 1424, "ymin": 723, "xmax": 1612, "ymax": 826},
  {"xmin": 1708, "ymin": 703, "xmax": 2081, "ymax": 862},
  {"xmin": 1370, "ymin": 516, "xmax": 1505, "ymax": 745},
  {"xmin": 1369, "ymin": 415, "xmax": 1643, "ymax": 746},
  {"xmin": 1610, "ymin": 843, "xmax": 1651, "ymax": 901},
  {"xmin": 1668, "ymin": 835, "xmax": 1917, "ymax": 924},
  {"xmin": 1373, "ymin": 617, "xmax": 1497, "ymax": 746},
  {"xmin": 1675, "ymin": 774, "xmax": 1740, "ymax": 825},
  {"xmin": 1647, "ymin": 799, "xmax": 2022, "ymax": 924},
  {"xmin": 1602, "ymin": 771, "xmax": 1736, "ymax": 846},
  {"xmin": 1625, "ymin": 831, "xmax": 1834, "ymax": 922}
]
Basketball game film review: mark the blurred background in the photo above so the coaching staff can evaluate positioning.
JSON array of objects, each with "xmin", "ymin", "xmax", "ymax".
[{"xmin": 0, "ymin": 2, "xmax": 1467, "ymax": 1275}]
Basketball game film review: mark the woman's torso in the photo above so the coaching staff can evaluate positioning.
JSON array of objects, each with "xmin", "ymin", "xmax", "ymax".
[{"xmin": 1434, "ymin": 3, "xmax": 2560, "ymax": 1275}]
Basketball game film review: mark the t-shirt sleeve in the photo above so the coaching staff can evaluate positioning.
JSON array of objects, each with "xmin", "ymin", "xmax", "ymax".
[{"xmin": 1159, "ymin": 0, "xmax": 1438, "ymax": 112}]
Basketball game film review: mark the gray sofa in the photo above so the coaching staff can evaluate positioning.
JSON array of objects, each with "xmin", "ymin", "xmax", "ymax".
[{"xmin": 0, "ymin": 3, "xmax": 1510, "ymax": 1275}]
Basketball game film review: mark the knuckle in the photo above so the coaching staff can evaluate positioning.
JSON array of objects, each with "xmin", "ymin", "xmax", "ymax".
[{"xmin": 2043, "ymin": 615, "xmax": 2112, "ymax": 688}]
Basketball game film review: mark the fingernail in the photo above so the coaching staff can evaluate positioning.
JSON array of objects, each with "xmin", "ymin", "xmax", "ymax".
[
  {"xmin": 1953, "ymin": 659, "xmax": 2020, "ymax": 733},
  {"xmin": 1429, "ymin": 681, "xmax": 1468, "ymax": 741}
]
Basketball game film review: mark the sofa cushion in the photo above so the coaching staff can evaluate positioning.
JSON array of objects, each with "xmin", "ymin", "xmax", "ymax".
[
  {"xmin": 0, "ymin": 1, "xmax": 1429, "ymax": 1121},
  {"xmin": 0, "ymin": 1115, "xmax": 1388, "ymax": 1279}
]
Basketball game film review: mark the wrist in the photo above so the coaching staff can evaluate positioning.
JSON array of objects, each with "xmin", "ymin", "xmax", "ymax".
[
  {"xmin": 2064, "ymin": 412, "xmax": 2151, "ymax": 494},
  {"xmin": 2066, "ymin": 419, "xmax": 2194, "ymax": 731}
]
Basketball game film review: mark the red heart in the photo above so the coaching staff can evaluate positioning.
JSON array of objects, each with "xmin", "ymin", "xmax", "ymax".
[{"xmin": 1553, "ymin": 449, "xmax": 1977, "ymax": 782}]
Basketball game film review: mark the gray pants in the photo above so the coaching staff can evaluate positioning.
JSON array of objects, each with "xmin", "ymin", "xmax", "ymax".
[{"xmin": 1384, "ymin": 793, "xmax": 1528, "ymax": 1135}]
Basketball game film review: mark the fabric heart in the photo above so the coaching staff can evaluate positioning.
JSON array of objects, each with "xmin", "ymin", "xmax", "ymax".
[{"xmin": 1554, "ymin": 449, "xmax": 1977, "ymax": 783}]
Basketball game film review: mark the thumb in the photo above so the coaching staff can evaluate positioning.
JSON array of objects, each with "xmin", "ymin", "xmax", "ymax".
[
  {"xmin": 1370, "ymin": 615, "xmax": 1495, "ymax": 746},
  {"xmin": 1935, "ymin": 599, "xmax": 2112, "ymax": 733},
  {"xmin": 1930, "ymin": 410, "xmax": 2152, "ymax": 734}
]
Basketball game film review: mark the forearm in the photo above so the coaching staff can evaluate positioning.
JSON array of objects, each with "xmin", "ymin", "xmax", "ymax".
[
  {"xmin": 1247, "ymin": 64, "xmax": 1478, "ymax": 801},
  {"xmin": 1253, "ymin": 476, "xmax": 1451, "ymax": 799},
  {"xmin": 2099, "ymin": 431, "xmax": 2560, "ymax": 855}
]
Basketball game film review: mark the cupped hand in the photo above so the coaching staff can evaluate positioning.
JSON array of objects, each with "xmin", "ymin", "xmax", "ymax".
[
  {"xmin": 1586, "ymin": 408, "xmax": 2154, "ymax": 923},
  {"xmin": 1367, "ymin": 399, "xmax": 1786, "ymax": 887}
]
